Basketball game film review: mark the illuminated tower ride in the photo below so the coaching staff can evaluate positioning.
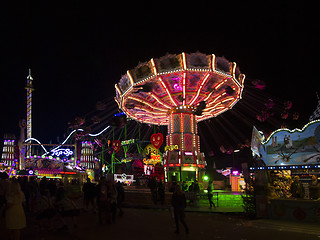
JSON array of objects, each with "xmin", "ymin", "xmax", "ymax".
[
  {"xmin": 115, "ymin": 52, "xmax": 245, "ymax": 181},
  {"xmin": 25, "ymin": 69, "xmax": 34, "ymax": 156}
]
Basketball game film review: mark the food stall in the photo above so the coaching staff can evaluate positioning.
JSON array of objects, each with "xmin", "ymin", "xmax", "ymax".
[{"xmin": 251, "ymin": 120, "xmax": 320, "ymax": 222}]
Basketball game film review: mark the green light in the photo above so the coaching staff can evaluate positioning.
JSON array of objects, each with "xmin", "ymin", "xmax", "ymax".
[{"xmin": 203, "ymin": 175, "xmax": 209, "ymax": 181}]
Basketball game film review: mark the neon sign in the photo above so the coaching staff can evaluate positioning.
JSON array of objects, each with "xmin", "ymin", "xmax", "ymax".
[
  {"xmin": 121, "ymin": 139, "xmax": 136, "ymax": 146},
  {"xmin": 51, "ymin": 148, "xmax": 73, "ymax": 157},
  {"xmin": 114, "ymin": 173, "xmax": 135, "ymax": 184},
  {"xmin": 165, "ymin": 145, "xmax": 179, "ymax": 151},
  {"xmin": 143, "ymin": 155, "xmax": 162, "ymax": 165},
  {"xmin": 143, "ymin": 144, "xmax": 163, "ymax": 165}
]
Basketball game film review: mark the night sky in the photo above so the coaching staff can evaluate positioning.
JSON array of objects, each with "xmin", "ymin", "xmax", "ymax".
[{"xmin": 1, "ymin": 1, "xmax": 318, "ymax": 157}]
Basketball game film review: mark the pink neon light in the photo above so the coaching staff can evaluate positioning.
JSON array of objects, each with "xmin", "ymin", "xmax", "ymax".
[
  {"xmin": 173, "ymin": 83, "xmax": 182, "ymax": 90},
  {"xmin": 232, "ymin": 171, "xmax": 239, "ymax": 175}
]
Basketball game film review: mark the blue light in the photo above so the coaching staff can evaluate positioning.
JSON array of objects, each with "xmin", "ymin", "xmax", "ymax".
[
  {"xmin": 51, "ymin": 148, "xmax": 73, "ymax": 157},
  {"xmin": 114, "ymin": 112, "xmax": 126, "ymax": 117}
]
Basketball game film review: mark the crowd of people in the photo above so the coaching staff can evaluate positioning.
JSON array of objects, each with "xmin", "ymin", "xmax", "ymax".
[
  {"xmin": 147, "ymin": 177, "xmax": 165, "ymax": 205},
  {"xmin": 0, "ymin": 174, "xmax": 219, "ymax": 239},
  {"xmin": 291, "ymin": 175, "xmax": 320, "ymax": 199},
  {"xmin": 0, "ymin": 174, "xmax": 126, "ymax": 240}
]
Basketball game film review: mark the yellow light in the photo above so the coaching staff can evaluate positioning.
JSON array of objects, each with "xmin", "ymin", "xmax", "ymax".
[
  {"xmin": 206, "ymin": 93, "xmax": 225, "ymax": 106},
  {"xmin": 231, "ymin": 62, "xmax": 236, "ymax": 78},
  {"xmin": 182, "ymin": 52, "xmax": 187, "ymax": 70},
  {"xmin": 204, "ymin": 105, "xmax": 225, "ymax": 113},
  {"xmin": 203, "ymin": 78, "xmax": 228, "ymax": 102},
  {"xmin": 114, "ymin": 97, "xmax": 121, "ymax": 108},
  {"xmin": 191, "ymin": 113, "xmax": 194, "ymax": 133},
  {"xmin": 181, "ymin": 166, "xmax": 195, "ymax": 171},
  {"xmin": 148, "ymin": 92, "xmax": 171, "ymax": 109},
  {"xmin": 127, "ymin": 96, "xmax": 168, "ymax": 112},
  {"xmin": 211, "ymin": 54, "xmax": 216, "ymax": 70},
  {"xmin": 115, "ymin": 84, "xmax": 121, "ymax": 95},
  {"xmin": 189, "ymin": 72, "xmax": 210, "ymax": 106},
  {"xmin": 127, "ymin": 70, "xmax": 134, "ymax": 86},
  {"xmin": 181, "ymin": 113, "xmax": 184, "ymax": 150},
  {"xmin": 159, "ymin": 77, "xmax": 177, "ymax": 106},
  {"xmin": 150, "ymin": 58, "xmax": 158, "ymax": 75}
]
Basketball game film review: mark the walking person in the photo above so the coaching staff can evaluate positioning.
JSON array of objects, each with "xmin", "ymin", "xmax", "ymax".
[
  {"xmin": 181, "ymin": 181, "xmax": 188, "ymax": 192},
  {"xmin": 56, "ymin": 185, "xmax": 79, "ymax": 229},
  {"xmin": 5, "ymin": 179, "xmax": 26, "ymax": 240},
  {"xmin": 171, "ymin": 184, "xmax": 189, "ymax": 235},
  {"xmin": 96, "ymin": 177, "xmax": 108, "ymax": 225},
  {"xmin": 116, "ymin": 181, "xmax": 125, "ymax": 216},
  {"xmin": 207, "ymin": 180, "xmax": 216, "ymax": 208},
  {"xmin": 28, "ymin": 176, "xmax": 39, "ymax": 213},
  {"xmin": 148, "ymin": 177, "xmax": 158, "ymax": 205},
  {"xmin": 0, "ymin": 172, "xmax": 9, "ymax": 223},
  {"xmin": 35, "ymin": 188, "xmax": 65, "ymax": 231},
  {"xmin": 158, "ymin": 179, "xmax": 165, "ymax": 205},
  {"xmin": 107, "ymin": 178, "xmax": 118, "ymax": 224},
  {"xmin": 82, "ymin": 177, "xmax": 96, "ymax": 212}
]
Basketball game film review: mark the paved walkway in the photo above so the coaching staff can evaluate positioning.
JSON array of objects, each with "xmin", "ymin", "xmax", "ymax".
[
  {"xmin": 1, "ymin": 208, "xmax": 319, "ymax": 240},
  {"xmin": 3, "ymin": 189, "xmax": 320, "ymax": 239},
  {"xmin": 250, "ymin": 218, "xmax": 320, "ymax": 235}
]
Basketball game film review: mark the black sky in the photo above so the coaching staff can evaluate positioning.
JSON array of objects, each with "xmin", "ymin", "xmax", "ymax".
[{"xmin": 1, "ymin": 1, "xmax": 318, "ymax": 148}]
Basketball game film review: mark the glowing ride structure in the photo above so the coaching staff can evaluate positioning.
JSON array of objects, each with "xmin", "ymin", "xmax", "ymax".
[
  {"xmin": 25, "ymin": 69, "xmax": 34, "ymax": 157},
  {"xmin": 115, "ymin": 52, "xmax": 245, "ymax": 181}
]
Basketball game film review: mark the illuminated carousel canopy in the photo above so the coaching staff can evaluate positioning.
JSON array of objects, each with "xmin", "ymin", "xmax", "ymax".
[{"xmin": 115, "ymin": 52, "xmax": 245, "ymax": 125}]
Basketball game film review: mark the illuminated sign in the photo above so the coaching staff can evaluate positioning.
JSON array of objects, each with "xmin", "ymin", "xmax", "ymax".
[
  {"xmin": 121, "ymin": 139, "xmax": 136, "ymax": 146},
  {"xmin": 144, "ymin": 165, "xmax": 154, "ymax": 175},
  {"xmin": 51, "ymin": 148, "xmax": 73, "ymax": 157},
  {"xmin": 114, "ymin": 173, "xmax": 135, "ymax": 184},
  {"xmin": 144, "ymin": 144, "xmax": 160, "ymax": 156},
  {"xmin": 143, "ymin": 144, "xmax": 162, "ymax": 165},
  {"xmin": 102, "ymin": 164, "xmax": 108, "ymax": 173},
  {"xmin": 143, "ymin": 156, "xmax": 162, "ymax": 165},
  {"xmin": 121, "ymin": 158, "xmax": 133, "ymax": 163},
  {"xmin": 165, "ymin": 145, "xmax": 179, "ymax": 151}
]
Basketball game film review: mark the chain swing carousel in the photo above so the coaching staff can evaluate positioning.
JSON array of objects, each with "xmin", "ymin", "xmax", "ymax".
[{"xmin": 115, "ymin": 52, "xmax": 245, "ymax": 182}]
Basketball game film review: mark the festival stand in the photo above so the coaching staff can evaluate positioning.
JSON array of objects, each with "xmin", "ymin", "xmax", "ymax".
[{"xmin": 251, "ymin": 120, "xmax": 320, "ymax": 222}]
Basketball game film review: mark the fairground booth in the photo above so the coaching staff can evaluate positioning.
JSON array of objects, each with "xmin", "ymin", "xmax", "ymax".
[
  {"xmin": 0, "ymin": 70, "xmax": 99, "ymax": 182},
  {"xmin": 0, "ymin": 138, "xmax": 100, "ymax": 183},
  {"xmin": 251, "ymin": 119, "xmax": 320, "ymax": 222}
]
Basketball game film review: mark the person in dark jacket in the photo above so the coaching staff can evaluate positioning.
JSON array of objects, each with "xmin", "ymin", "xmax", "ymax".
[
  {"xmin": 82, "ymin": 178, "xmax": 96, "ymax": 212},
  {"xmin": 116, "ymin": 182, "xmax": 125, "ymax": 216},
  {"xmin": 291, "ymin": 175, "xmax": 305, "ymax": 199},
  {"xmin": 148, "ymin": 177, "xmax": 158, "ymax": 205},
  {"xmin": 96, "ymin": 177, "xmax": 109, "ymax": 224},
  {"xmin": 309, "ymin": 175, "xmax": 320, "ymax": 199},
  {"xmin": 158, "ymin": 179, "xmax": 165, "ymax": 205},
  {"xmin": 171, "ymin": 184, "xmax": 189, "ymax": 235},
  {"xmin": 207, "ymin": 180, "xmax": 215, "ymax": 208}
]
